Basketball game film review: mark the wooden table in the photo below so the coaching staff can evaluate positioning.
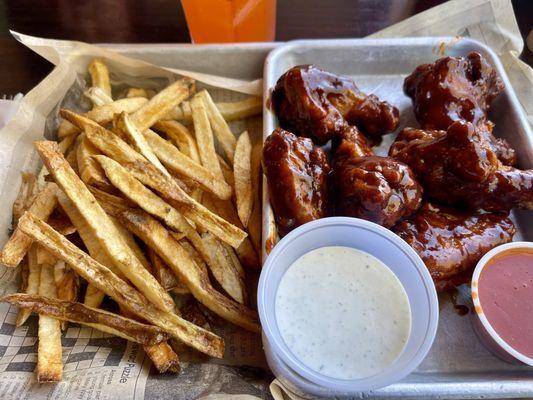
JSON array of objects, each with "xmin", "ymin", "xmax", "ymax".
[{"xmin": 0, "ymin": 0, "xmax": 531, "ymax": 95}]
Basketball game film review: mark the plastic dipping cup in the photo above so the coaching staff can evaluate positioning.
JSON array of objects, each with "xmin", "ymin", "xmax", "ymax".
[
  {"xmin": 471, "ymin": 241, "xmax": 533, "ymax": 366},
  {"xmin": 181, "ymin": 0, "xmax": 276, "ymax": 43},
  {"xmin": 258, "ymin": 217, "xmax": 439, "ymax": 397}
]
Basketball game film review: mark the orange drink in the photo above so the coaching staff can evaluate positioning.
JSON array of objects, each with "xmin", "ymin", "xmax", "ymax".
[{"xmin": 181, "ymin": 0, "xmax": 276, "ymax": 43}]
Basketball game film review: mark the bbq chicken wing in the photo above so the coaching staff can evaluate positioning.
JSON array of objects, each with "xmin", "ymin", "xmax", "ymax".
[
  {"xmin": 332, "ymin": 127, "xmax": 422, "ymax": 228},
  {"xmin": 389, "ymin": 121, "xmax": 533, "ymax": 211},
  {"xmin": 262, "ymin": 128, "xmax": 330, "ymax": 236},
  {"xmin": 404, "ymin": 52, "xmax": 515, "ymax": 165},
  {"xmin": 393, "ymin": 203, "xmax": 515, "ymax": 291},
  {"xmin": 273, "ymin": 65, "xmax": 400, "ymax": 145}
]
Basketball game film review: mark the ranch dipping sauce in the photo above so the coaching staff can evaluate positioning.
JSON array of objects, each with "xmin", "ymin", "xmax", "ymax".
[{"xmin": 275, "ymin": 246, "xmax": 411, "ymax": 380}]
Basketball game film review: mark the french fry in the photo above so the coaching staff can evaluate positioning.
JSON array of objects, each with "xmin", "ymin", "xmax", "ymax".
[
  {"xmin": 143, "ymin": 128, "xmax": 231, "ymax": 199},
  {"xmin": 0, "ymin": 182, "xmax": 58, "ymax": 268},
  {"xmin": 190, "ymin": 94, "xmax": 224, "ymax": 179},
  {"xmin": 88, "ymin": 59, "xmax": 112, "ymax": 98},
  {"xmin": 16, "ymin": 245, "xmax": 40, "ymax": 326},
  {"xmin": 56, "ymin": 183, "xmax": 132, "ymax": 309},
  {"xmin": 144, "ymin": 342, "xmax": 181, "ymax": 373},
  {"xmin": 234, "ymin": 131, "xmax": 253, "ymax": 227},
  {"xmin": 153, "ymin": 120, "xmax": 200, "ymax": 163},
  {"xmin": 130, "ymin": 78, "xmax": 195, "ymax": 132},
  {"xmin": 36, "ymin": 245, "xmax": 57, "ymax": 265},
  {"xmin": 200, "ymin": 90, "xmax": 237, "ymax": 163},
  {"xmin": 13, "ymin": 173, "xmax": 37, "ymax": 224},
  {"xmin": 110, "ymin": 216, "xmax": 152, "ymax": 272},
  {"xmin": 3, "ymin": 294, "xmax": 169, "ymax": 345},
  {"xmin": 47, "ymin": 210, "xmax": 77, "ymax": 236},
  {"xmin": 217, "ymin": 155, "xmax": 235, "ymax": 187},
  {"xmin": 93, "ymin": 156, "xmax": 245, "ymax": 292},
  {"xmin": 60, "ymin": 110, "xmax": 246, "ymax": 248},
  {"xmin": 149, "ymin": 249, "xmax": 189, "ymax": 294},
  {"xmin": 58, "ymin": 97, "xmax": 149, "ymax": 138},
  {"xmin": 84, "ymin": 86, "xmax": 113, "ymax": 107},
  {"xmin": 77, "ymin": 134, "xmax": 114, "ymax": 190},
  {"xmin": 119, "ymin": 305, "xmax": 180, "ymax": 373},
  {"xmin": 18, "ymin": 212, "xmax": 224, "ymax": 357},
  {"xmin": 34, "ymin": 141, "xmax": 175, "ymax": 313},
  {"xmin": 248, "ymin": 142, "xmax": 263, "ymax": 255},
  {"xmin": 200, "ymin": 232, "xmax": 247, "ymax": 304},
  {"xmin": 126, "ymin": 88, "xmax": 149, "ymax": 99},
  {"xmin": 109, "ymin": 206, "xmax": 260, "ymax": 332},
  {"xmin": 114, "ymin": 112, "xmax": 170, "ymax": 177},
  {"xmin": 54, "ymin": 260, "xmax": 79, "ymax": 330},
  {"xmin": 36, "ymin": 135, "xmax": 77, "ymax": 190},
  {"xmin": 164, "ymin": 97, "xmax": 261, "ymax": 122},
  {"xmin": 203, "ymin": 193, "xmax": 259, "ymax": 269},
  {"xmin": 37, "ymin": 263, "xmax": 63, "ymax": 382}
]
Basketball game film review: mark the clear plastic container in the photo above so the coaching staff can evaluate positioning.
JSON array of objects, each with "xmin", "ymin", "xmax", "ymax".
[{"xmin": 258, "ymin": 217, "xmax": 439, "ymax": 397}]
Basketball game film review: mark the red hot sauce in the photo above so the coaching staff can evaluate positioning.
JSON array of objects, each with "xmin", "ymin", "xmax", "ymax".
[{"xmin": 478, "ymin": 248, "xmax": 533, "ymax": 358}]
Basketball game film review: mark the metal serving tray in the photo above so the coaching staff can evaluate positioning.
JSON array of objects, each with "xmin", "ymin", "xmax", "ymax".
[{"xmin": 263, "ymin": 37, "xmax": 533, "ymax": 399}]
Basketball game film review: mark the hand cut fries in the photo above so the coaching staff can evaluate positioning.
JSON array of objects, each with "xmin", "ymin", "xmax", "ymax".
[
  {"xmin": 114, "ymin": 112, "xmax": 171, "ymax": 177},
  {"xmin": 3, "ymin": 294, "xmax": 169, "ymax": 345},
  {"xmin": 16, "ymin": 245, "xmax": 40, "ymax": 326},
  {"xmin": 13, "ymin": 172, "xmax": 37, "ymax": 224},
  {"xmin": 35, "ymin": 140, "xmax": 175, "ymax": 313},
  {"xmin": 61, "ymin": 110, "xmax": 246, "ymax": 247},
  {"xmin": 164, "ymin": 96, "xmax": 261, "ymax": 123},
  {"xmin": 18, "ymin": 212, "xmax": 224, "ymax": 357},
  {"xmin": 130, "ymin": 78, "xmax": 194, "ymax": 132},
  {"xmin": 4, "ymin": 58, "xmax": 266, "ymax": 382},
  {"xmin": 56, "ymin": 191, "xmax": 124, "ymax": 308},
  {"xmin": 103, "ymin": 203, "xmax": 260, "ymax": 332},
  {"xmin": 191, "ymin": 94, "xmax": 225, "ymax": 179},
  {"xmin": 199, "ymin": 90, "xmax": 238, "ymax": 163},
  {"xmin": 143, "ymin": 128, "xmax": 231, "ymax": 199},
  {"xmin": 127, "ymin": 87, "xmax": 149, "ymax": 99},
  {"xmin": 0, "ymin": 182, "xmax": 58, "ymax": 268},
  {"xmin": 84, "ymin": 86, "xmax": 113, "ymax": 107},
  {"xmin": 149, "ymin": 249, "xmax": 189, "ymax": 294},
  {"xmin": 92, "ymin": 157, "xmax": 246, "ymax": 298},
  {"xmin": 153, "ymin": 120, "xmax": 200, "ymax": 163},
  {"xmin": 234, "ymin": 131, "xmax": 253, "ymax": 227},
  {"xmin": 88, "ymin": 59, "xmax": 112, "ymax": 98},
  {"xmin": 200, "ymin": 232, "xmax": 247, "ymax": 304},
  {"xmin": 37, "ymin": 263, "xmax": 63, "ymax": 382},
  {"xmin": 58, "ymin": 97, "xmax": 149, "ymax": 138},
  {"xmin": 76, "ymin": 134, "xmax": 113, "ymax": 190}
]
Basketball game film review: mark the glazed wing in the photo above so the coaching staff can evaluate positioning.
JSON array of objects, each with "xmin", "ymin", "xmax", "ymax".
[
  {"xmin": 393, "ymin": 203, "xmax": 515, "ymax": 291},
  {"xmin": 273, "ymin": 65, "xmax": 400, "ymax": 145},
  {"xmin": 331, "ymin": 127, "xmax": 422, "ymax": 228},
  {"xmin": 262, "ymin": 128, "xmax": 330, "ymax": 236},
  {"xmin": 404, "ymin": 52, "xmax": 515, "ymax": 165},
  {"xmin": 389, "ymin": 121, "xmax": 533, "ymax": 211}
]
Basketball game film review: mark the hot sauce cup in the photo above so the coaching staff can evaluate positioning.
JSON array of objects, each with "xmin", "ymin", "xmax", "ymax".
[{"xmin": 471, "ymin": 241, "xmax": 533, "ymax": 366}]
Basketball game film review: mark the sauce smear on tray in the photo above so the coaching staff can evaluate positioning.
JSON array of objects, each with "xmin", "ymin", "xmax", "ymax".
[
  {"xmin": 478, "ymin": 248, "xmax": 533, "ymax": 357},
  {"xmin": 275, "ymin": 246, "xmax": 411, "ymax": 379}
]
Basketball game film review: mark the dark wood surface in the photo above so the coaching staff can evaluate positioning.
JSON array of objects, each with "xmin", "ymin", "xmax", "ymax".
[{"xmin": 0, "ymin": 0, "xmax": 531, "ymax": 95}]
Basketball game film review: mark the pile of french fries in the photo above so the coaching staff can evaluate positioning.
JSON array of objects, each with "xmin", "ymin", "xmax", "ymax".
[{"xmin": 0, "ymin": 59, "xmax": 263, "ymax": 382}]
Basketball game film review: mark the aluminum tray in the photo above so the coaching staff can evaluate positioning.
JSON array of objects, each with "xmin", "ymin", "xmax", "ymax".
[{"xmin": 263, "ymin": 37, "xmax": 533, "ymax": 399}]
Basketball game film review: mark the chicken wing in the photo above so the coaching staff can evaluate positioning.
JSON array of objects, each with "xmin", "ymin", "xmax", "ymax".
[
  {"xmin": 393, "ymin": 203, "xmax": 515, "ymax": 291},
  {"xmin": 262, "ymin": 128, "xmax": 330, "ymax": 236},
  {"xmin": 389, "ymin": 121, "xmax": 533, "ymax": 211},
  {"xmin": 273, "ymin": 65, "xmax": 400, "ymax": 145},
  {"xmin": 404, "ymin": 52, "xmax": 515, "ymax": 165},
  {"xmin": 332, "ymin": 127, "xmax": 422, "ymax": 227}
]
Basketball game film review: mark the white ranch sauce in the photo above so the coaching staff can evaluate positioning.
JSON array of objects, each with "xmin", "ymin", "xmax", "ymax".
[{"xmin": 275, "ymin": 246, "xmax": 411, "ymax": 380}]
